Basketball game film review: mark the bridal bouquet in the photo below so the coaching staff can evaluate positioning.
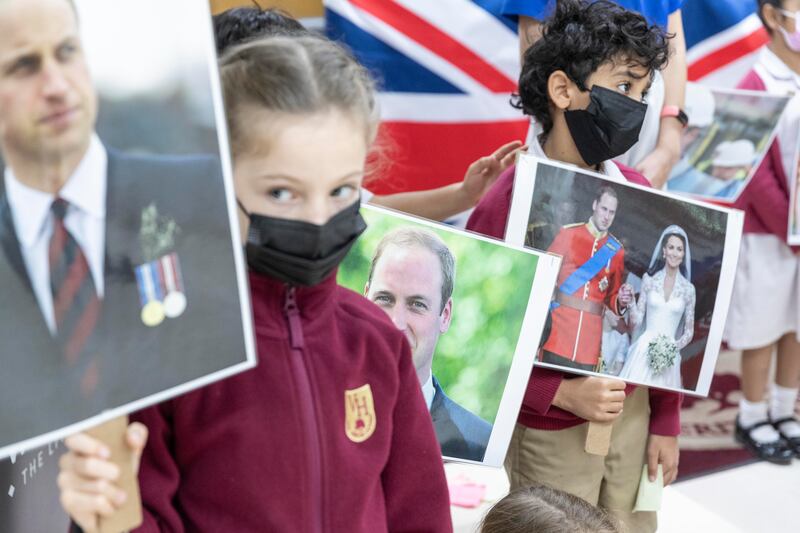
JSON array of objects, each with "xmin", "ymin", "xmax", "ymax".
[{"xmin": 647, "ymin": 334, "xmax": 679, "ymax": 375}]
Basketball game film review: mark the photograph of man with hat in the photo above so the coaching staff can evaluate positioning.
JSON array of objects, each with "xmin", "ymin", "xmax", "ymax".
[{"xmin": 669, "ymin": 138, "xmax": 756, "ymax": 198}]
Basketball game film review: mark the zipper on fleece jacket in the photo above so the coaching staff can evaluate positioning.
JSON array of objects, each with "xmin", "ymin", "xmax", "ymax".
[{"xmin": 284, "ymin": 286, "xmax": 325, "ymax": 533}]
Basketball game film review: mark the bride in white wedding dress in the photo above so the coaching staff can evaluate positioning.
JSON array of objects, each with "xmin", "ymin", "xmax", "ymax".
[{"xmin": 619, "ymin": 225, "xmax": 696, "ymax": 389}]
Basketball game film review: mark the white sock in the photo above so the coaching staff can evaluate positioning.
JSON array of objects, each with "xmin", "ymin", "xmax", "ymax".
[
  {"xmin": 770, "ymin": 384, "xmax": 800, "ymax": 439},
  {"xmin": 739, "ymin": 399, "xmax": 781, "ymax": 443}
]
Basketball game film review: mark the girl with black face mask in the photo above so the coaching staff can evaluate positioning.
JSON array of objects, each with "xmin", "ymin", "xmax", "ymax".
[{"xmin": 58, "ymin": 37, "xmax": 452, "ymax": 533}]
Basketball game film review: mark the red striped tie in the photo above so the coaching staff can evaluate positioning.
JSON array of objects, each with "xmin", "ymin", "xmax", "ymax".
[{"xmin": 49, "ymin": 198, "xmax": 102, "ymax": 395}]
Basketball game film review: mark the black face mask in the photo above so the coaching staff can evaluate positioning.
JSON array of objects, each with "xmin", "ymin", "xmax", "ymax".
[
  {"xmin": 239, "ymin": 199, "xmax": 367, "ymax": 287},
  {"xmin": 564, "ymin": 85, "xmax": 648, "ymax": 167}
]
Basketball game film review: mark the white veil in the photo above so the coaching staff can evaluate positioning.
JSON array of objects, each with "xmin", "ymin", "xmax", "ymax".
[
  {"xmin": 647, "ymin": 225, "xmax": 691, "ymax": 282},
  {"xmin": 626, "ymin": 225, "xmax": 692, "ymax": 347}
]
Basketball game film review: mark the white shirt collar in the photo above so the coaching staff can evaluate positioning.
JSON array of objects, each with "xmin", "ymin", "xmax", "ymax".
[
  {"xmin": 3, "ymin": 171, "xmax": 52, "ymax": 249},
  {"xmin": 527, "ymin": 129, "xmax": 626, "ymax": 183},
  {"xmin": 4, "ymin": 135, "xmax": 107, "ymax": 248},
  {"xmin": 422, "ymin": 373, "xmax": 435, "ymax": 411},
  {"xmin": 758, "ymin": 46, "xmax": 800, "ymax": 89}
]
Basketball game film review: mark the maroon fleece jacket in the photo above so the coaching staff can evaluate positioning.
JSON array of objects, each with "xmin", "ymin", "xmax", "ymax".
[
  {"xmin": 735, "ymin": 68, "xmax": 799, "ymax": 251},
  {"xmin": 128, "ymin": 272, "xmax": 452, "ymax": 533},
  {"xmin": 466, "ymin": 163, "xmax": 682, "ymax": 436}
]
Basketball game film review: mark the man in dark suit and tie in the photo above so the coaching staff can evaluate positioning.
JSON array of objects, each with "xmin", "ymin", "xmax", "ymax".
[
  {"xmin": 0, "ymin": 0, "xmax": 247, "ymax": 455},
  {"xmin": 365, "ymin": 227, "xmax": 492, "ymax": 462}
]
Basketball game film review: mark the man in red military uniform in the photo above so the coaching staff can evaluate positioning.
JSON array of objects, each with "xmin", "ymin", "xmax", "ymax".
[{"xmin": 541, "ymin": 185, "xmax": 634, "ymax": 371}]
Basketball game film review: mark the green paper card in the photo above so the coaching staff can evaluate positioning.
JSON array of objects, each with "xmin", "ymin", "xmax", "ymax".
[{"xmin": 634, "ymin": 464, "xmax": 664, "ymax": 513}]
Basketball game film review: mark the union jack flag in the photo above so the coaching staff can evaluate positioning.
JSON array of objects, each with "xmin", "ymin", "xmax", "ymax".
[
  {"xmin": 684, "ymin": 0, "xmax": 766, "ymax": 84},
  {"xmin": 325, "ymin": 0, "xmax": 527, "ymax": 195},
  {"xmin": 324, "ymin": 0, "xmax": 766, "ymax": 194}
]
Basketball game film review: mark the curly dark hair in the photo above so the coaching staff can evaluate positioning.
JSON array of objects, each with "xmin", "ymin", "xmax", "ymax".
[
  {"xmin": 513, "ymin": 0, "xmax": 671, "ymax": 134},
  {"xmin": 213, "ymin": 6, "xmax": 309, "ymax": 54}
]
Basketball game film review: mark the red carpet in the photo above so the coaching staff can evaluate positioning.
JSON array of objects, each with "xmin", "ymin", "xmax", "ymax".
[{"xmin": 677, "ymin": 352, "xmax": 756, "ymax": 481}]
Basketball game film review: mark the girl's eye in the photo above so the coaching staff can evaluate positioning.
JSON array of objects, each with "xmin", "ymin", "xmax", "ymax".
[
  {"xmin": 617, "ymin": 82, "xmax": 631, "ymax": 94},
  {"xmin": 268, "ymin": 188, "xmax": 295, "ymax": 201},
  {"xmin": 332, "ymin": 184, "xmax": 357, "ymax": 199}
]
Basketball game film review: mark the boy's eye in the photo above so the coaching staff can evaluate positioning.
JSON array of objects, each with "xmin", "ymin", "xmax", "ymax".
[
  {"xmin": 617, "ymin": 82, "xmax": 631, "ymax": 94},
  {"xmin": 332, "ymin": 184, "xmax": 357, "ymax": 199}
]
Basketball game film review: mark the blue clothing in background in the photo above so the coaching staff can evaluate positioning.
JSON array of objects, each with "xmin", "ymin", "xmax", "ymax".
[
  {"xmin": 501, "ymin": 0, "xmax": 683, "ymax": 28},
  {"xmin": 680, "ymin": 0, "xmax": 758, "ymax": 49}
]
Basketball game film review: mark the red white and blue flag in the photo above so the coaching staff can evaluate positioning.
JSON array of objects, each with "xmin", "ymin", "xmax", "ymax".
[
  {"xmin": 683, "ymin": 0, "xmax": 767, "ymax": 85},
  {"xmin": 325, "ymin": 0, "xmax": 527, "ymax": 195},
  {"xmin": 325, "ymin": 0, "xmax": 766, "ymax": 194}
]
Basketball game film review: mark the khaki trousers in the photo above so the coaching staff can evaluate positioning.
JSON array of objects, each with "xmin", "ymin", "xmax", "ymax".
[{"xmin": 504, "ymin": 386, "xmax": 656, "ymax": 533}]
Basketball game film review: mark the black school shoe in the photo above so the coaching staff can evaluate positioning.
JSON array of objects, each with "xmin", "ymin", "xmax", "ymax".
[
  {"xmin": 772, "ymin": 417, "xmax": 800, "ymax": 459},
  {"xmin": 734, "ymin": 417, "xmax": 794, "ymax": 465}
]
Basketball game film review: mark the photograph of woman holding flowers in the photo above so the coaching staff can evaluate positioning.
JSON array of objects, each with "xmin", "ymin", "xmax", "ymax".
[
  {"xmin": 521, "ymin": 162, "xmax": 737, "ymax": 395},
  {"xmin": 618, "ymin": 225, "xmax": 696, "ymax": 389}
]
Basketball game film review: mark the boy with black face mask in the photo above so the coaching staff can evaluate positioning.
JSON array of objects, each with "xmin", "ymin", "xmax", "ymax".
[{"xmin": 467, "ymin": 1, "xmax": 676, "ymax": 531}]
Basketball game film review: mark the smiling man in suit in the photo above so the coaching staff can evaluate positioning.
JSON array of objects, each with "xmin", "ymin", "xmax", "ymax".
[
  {"xmin": 0, "ymin": 0, "xmax": 246, "ymax": 452},
  {"xmin": 365, "ymin": 227, "xmax": 492, "ymax": 462}
]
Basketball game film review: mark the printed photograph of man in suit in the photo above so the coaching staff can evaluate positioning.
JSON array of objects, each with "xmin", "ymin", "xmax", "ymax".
[
  {"xmin": 365, "ymin": 227, "xmax": 492, "ymax": 462},
  {"xmin": 0, "ymin": 0, "xmax": 250, "ymax": 455}
]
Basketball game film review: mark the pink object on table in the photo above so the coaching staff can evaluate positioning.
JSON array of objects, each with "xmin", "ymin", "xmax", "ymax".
[{"xmin": 448, "ymin": 477, "xmax": 487, "ymax": 508}]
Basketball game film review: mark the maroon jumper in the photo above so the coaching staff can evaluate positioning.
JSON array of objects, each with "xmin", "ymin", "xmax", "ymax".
[{"xmin": 129, "ymin": 272, "xmax": 452, "ymax": 533}]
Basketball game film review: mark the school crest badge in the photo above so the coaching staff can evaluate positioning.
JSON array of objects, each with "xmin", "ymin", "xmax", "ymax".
[{"xmin": 345, "ymin": 384, "xmax": 376, "ymax": 443}]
